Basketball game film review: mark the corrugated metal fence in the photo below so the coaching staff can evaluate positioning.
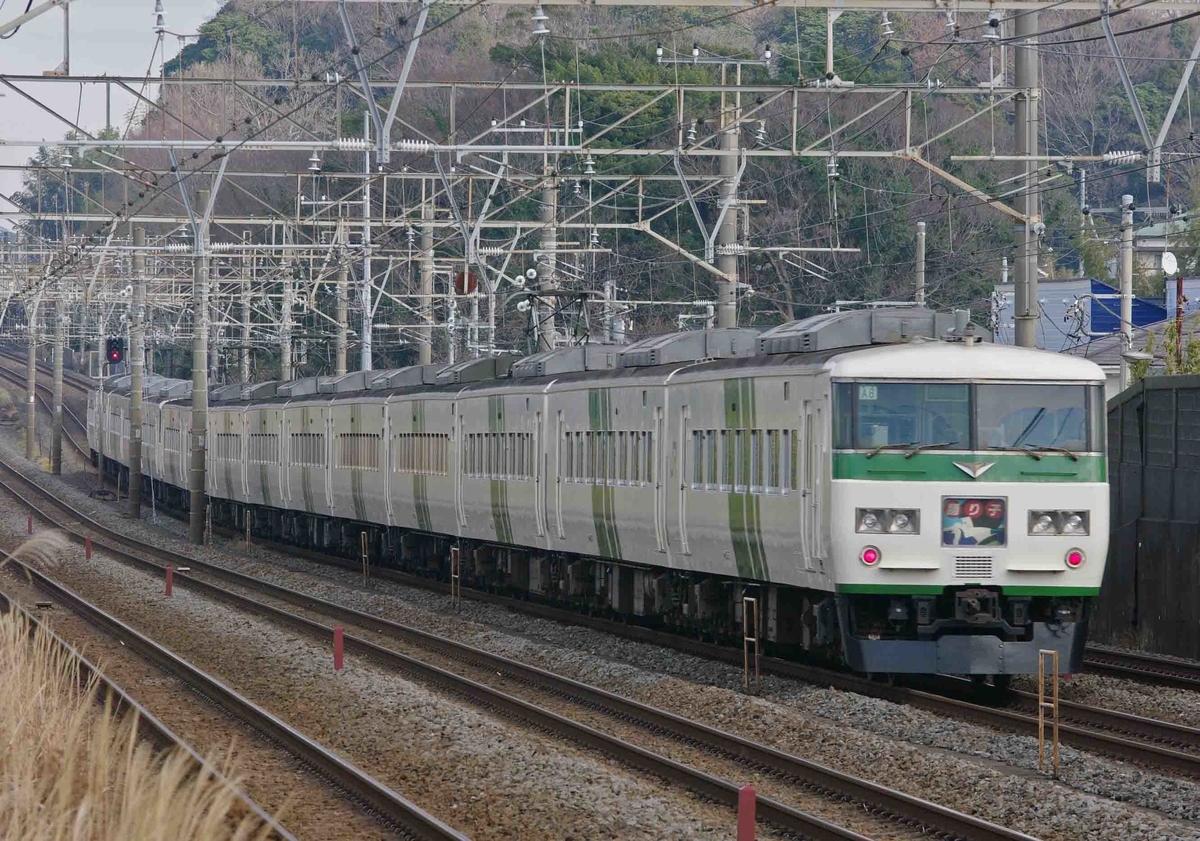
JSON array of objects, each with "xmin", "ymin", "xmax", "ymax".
[{"xmin": 1096, "ymin": 375, "xmax": 1200, "ymax": 658}]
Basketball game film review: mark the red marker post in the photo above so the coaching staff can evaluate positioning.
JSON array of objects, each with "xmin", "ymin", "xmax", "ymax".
[
  {"xmin": 333, "ymin": 626, "xmax": 344, "ymax": 671},
  {"xmin": 737, "ymin": 785, "xmax": 756, "ymax": 841},
  {"xmin": 165, "ymin": 566, "xmax": 174, "ymax": 598},
  {"xmin": 84, "ymin": 537, "xmax": 92, "ymax": 560},
  {"xmin": 26, "ymin": 514, "xmax": 32, "ymax": 535}
]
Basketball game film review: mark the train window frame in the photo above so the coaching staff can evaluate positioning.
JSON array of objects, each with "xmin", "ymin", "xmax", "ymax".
[{"xmin": 691, "ymin": 430, "xmax": 705, "ymax": 490}]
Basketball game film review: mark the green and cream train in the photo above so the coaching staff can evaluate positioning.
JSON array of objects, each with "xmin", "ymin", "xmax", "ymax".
[{"xmin": 88, "ymin": 308, "xmax": 1109, "ymax": 677}]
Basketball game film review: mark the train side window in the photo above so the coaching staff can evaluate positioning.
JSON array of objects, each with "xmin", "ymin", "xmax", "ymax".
[
  {"xmin": 768, "ymin": 430, "xmax": 781, "ymax": 493},
  {"xmin": 720, "ymin": 430, "xmax": 732, "ymax": 491},
  {"xmin": 691, "ymin": 431, "xmax": 704, "ymax": 489},
  {"xmin": 734, "ymin": 429, "xmax": 747, "ymax": 492},
  {"xmin": 832, "ymin": 383, "xmax": 854, "ymax": 449},
  {"xmin": 706, "ymin": 430, "xmax": 718, "ymax": 489}
]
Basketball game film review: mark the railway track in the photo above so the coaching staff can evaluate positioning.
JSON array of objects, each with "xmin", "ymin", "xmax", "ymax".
[
  {"xmin": 200, "ymin": 525, "xmax": 1200, "ymax": 783},
  {"xmin": 0, "ymin": 361, "xmax": 90, "ymax": 459},
  {"xmin": 0, "ymin": 587, "xmax": 290, "ymax": 839},
  {"xmin": 25, "ymin": 359, "xmax": 1200, "ymax": 780},
  {"xmin": 0, "ymin": 455, "xmax": 1042, "ymax": 841},
  {"xmin": 0, "ymin": 544, "xmax": 466, "ymax": 840},
  {"xmin": 1083, "ymin": 647, "xmax": 1200, "ymax": 691}
]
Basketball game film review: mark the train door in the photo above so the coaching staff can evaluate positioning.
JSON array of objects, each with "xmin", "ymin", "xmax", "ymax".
[{"xmin": 800, "ymin": 400, "xmax": 816, "ymax": 569}]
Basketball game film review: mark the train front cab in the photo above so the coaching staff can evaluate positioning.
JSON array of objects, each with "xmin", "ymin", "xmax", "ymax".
[{"xmin": 825, "ymin": 344, "xmax": 1108, "ymax": 676}]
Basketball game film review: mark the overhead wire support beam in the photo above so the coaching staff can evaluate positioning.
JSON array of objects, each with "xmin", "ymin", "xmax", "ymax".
[
  {"xmin": 0, "ymin": 0, "xmax": 67, "ymax": 39},
  {"xmin": 381, "ymin": 0, "xmax": 431, "ymax": 148},
  {"xmin": 338, "ymin": 0, "xmax": 387, "ymax": 161},
  {"xmin": 1101, "ymin": 2, "xmax": 1155, "ymax": 176}
]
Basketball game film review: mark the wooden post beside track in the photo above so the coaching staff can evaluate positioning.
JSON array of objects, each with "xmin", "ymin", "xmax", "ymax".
[
  {"xmin": 360, "ymin": 531, "xmax": 369, "ymax": 586},
  {"xmin": 742, "ymin": 595, "xmax": 760, "ymax": 692},
  {"xmin": 449, "ymin": 546, "xmax": 461, "ymax": 611},
  {"xmin": 1038, "ymin": 649, "xmax": 1060, "ymax": 777}
]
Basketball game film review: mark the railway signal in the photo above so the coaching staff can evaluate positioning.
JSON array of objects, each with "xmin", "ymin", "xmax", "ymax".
[{"xmin": 105, "ymin": 338, "xmax": 124, "ymax": 365}]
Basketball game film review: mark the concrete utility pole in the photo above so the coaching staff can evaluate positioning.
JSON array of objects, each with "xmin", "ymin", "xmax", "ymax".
[
  {"xmin": 1013, "ymin": 10, "xmax": 1041, "ymax": 348},
  {"xmin": 281, "ymin": 260, "xmax": 294, "ymax": 380},
  {"xmin": 361, "ymin": 124, "xmax": 373, "ymax": 373},
  {"xmin": 25, "ymin": 301, "xmax": 37, "ymax": 461},
  {"xmin": 716, "ymin": 67, "xmax": 740, "ymax": 330},
  {"xmin": 418, "ymin": 193, "xmax": 434, "ymax": 365},
  {"xmin": 537, "ymin": 180, "xmax": 558, "ymax": 351},
  {"xmin": 189, "ymin": 190, "xmax": 210, "ymax": 545},
  {"xmin": 335, "ymin": 258, "xmax": 348, "ymax": 376},
  {"xmin": 50, "ymin": 289, "xmax": 63, "ymax": 475},
  {"xmin": 1119, "ymin": 194, "xmax": 1134, "ymax": 391},
  {"xmin": 129, "ymin": 227, "xmax": 146, "ymax": 517},
  {"xmin": 915, "ymin": 221, "xmax": 926, "ymax": 306},
  {"xmin": 241, "ymin": 251, "xmax": 252, "ymax": 383}
]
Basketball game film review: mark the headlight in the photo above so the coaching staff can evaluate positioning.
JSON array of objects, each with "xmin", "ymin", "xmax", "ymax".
[
  {"xmin": 1028, "ymin": 510, "xmax": 1090, "ymax": 536},
  {"xmin": 858, "ymin": 509, "xmax": 883, "ymax": 533},
  {"xmin": 856, "ymin": 508, "xmax": 920, "ymax": 535}
]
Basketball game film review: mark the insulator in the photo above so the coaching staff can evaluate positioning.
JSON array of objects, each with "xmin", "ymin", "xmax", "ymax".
[
  {"xmin": 715, "ymin": 243, "xmax": 747, "ymax": 255},
  {"xmin": 478, "ymin": 246, "xmax": 505, "ymax": 256},
  {"xmin": 334, "ymin": 137, "xmax": 370, "ymax": 151},
  {"xmin": 395, "ymin": 139, "xmax": 431, "ymax": 153},
  {"xmin": 1104, "ymin": 150, "xmax": 1144, "ymax": 164}
]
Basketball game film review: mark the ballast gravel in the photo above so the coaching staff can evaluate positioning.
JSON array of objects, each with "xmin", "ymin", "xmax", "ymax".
[
  {"xmin": 1012, "ymin": 670, "xmax": 1200, "ymax": 730},
  {"xmin": 0, "ymin": 493, "xmax": 754, "ymax": 837},
  {"xmin": 6, "ymin": 440, "xmax": 1200, "ymax": 841}
]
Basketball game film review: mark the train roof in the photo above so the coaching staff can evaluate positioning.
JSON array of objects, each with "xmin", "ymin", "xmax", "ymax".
[
  {"xmin": 101, "ymin": 308, "xmax": 1098, "ymax": 405},
  {"xmin": 825, "ymin": 339, "xmax": 1106, "ymax": 382}
]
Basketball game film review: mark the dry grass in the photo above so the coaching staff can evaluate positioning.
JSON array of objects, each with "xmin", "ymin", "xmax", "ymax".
[{"xmin": 0, "ymin": 535, "xmax": 278, "ymax": 840}]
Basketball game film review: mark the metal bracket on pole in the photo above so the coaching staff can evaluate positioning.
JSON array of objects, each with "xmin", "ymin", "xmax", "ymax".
[
  {"xmin": 167, "ymin": 149, "xmax": 198, "ymax": 234},
  {"xmin": 381, "ymin": 0, "xmax": 431, "ymax": 150},
  {"xmin": 707, "ymin": 152, "xmax": 746, "ymax": 262},
  {"xmin": 673, "ymin": 151, "xmax": 710, "ymax": 251},
  {"xmin": 338, "ymin": 0, "xmax": 386, "ymax": 161},
  {"xmin": 1102, "ymin": 6, "xmax": 1155, "ymax": 179},
  {"xmin": 0, "ymin": 0, "xmax": 67, "ymax": 40},
  {"xmin": 1150, "ymin": 31, "xmax": 1200, "ymax": 184},
  {"xmin": 199, "ymin": 154, "xmax": 230, "ymax": 243}
]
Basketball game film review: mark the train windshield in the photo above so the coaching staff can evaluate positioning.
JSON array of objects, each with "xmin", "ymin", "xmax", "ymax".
[{"xmin": 833, "ymin": 382, "xmax": 1105, "ymax": 452}]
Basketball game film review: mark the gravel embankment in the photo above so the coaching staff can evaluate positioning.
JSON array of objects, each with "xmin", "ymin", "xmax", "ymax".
[
  {"xmin": 7, "ymin": 437, "xmax": 1200, "ymax": 841},
  {"xmin": 1012, "ymin": 671, "xmax": 1200, "ymax": 729},
  {"xmin": 0, "ymin": 565, "xmax": 389, "ymax": 841},
  {"xmin": 0, "ymin": 492, "xmax": 755, "ymax": 840}
]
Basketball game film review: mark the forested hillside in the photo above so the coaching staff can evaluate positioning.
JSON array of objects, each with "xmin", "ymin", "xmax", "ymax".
[{"xmin": 16, "ymin": 1, "xmax": 1200, "ymax": 354}]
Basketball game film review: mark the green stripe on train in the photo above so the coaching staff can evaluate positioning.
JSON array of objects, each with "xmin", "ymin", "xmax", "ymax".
[
  {"xmin": 413, "ymin": 400, "xmax": 432, "ymax": 532},
  {"xmin": 831, "ymin": 452, "xmax": 1106, "ymax": 482},
  {"xmin": 724, "ymin": 378, "xmax": 768, "ymax": 581},
  {"xmin": 837, "ymin": 583, "xmax": 1101, "ymax": 596},
  {"xmin": 587, "ymin": 388, "xmax": 621, "ymax": 560},
  {"xmin": 488, "ymin": 395, "xmax": 514, "ymax": 544}
]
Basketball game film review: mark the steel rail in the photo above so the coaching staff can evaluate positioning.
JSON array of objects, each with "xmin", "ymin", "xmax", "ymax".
[
  {"xmin": 6, "ymin": 480, "xmax": 1037, "ymax": 841},
  {"xmin": 1008, "ymin": 690, "xmax": 1200, "ymax": 753},
  {"xmin": 0, "ymin": 365, "xmax": 89, "ymax": 458},
  {"xmin": 1084, "ymin": 648, "xmax": 1200, "ymax": 691},
  {"xmin": 0, "ymin": 460, "xmax": 898, "ymax": 841},
  {"xmin": 0, "ymin": 552, "xmax": 469, "ymax": 841},
  {"xmin": 221, "ymin": 533, "xmax": 1200, "ymax": 781},
  {"xmin": 0, "ymin": 588, "xmax": 293, "ymax": 839}
]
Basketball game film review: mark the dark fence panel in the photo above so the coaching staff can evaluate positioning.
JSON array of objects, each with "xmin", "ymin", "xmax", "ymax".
[{"xmin": 1097, "ymin": 376, "xmax": 1200, "ymax": 658}]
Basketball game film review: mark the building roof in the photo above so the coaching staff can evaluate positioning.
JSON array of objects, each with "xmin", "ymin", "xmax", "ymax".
[
  {"xmin": 1066, "ymin": 309, "xmax": 1200, "ymax": 368},
  {"xmin": 1134, "ymin": 218, "xmax": 1190, "ymax": 240}
]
